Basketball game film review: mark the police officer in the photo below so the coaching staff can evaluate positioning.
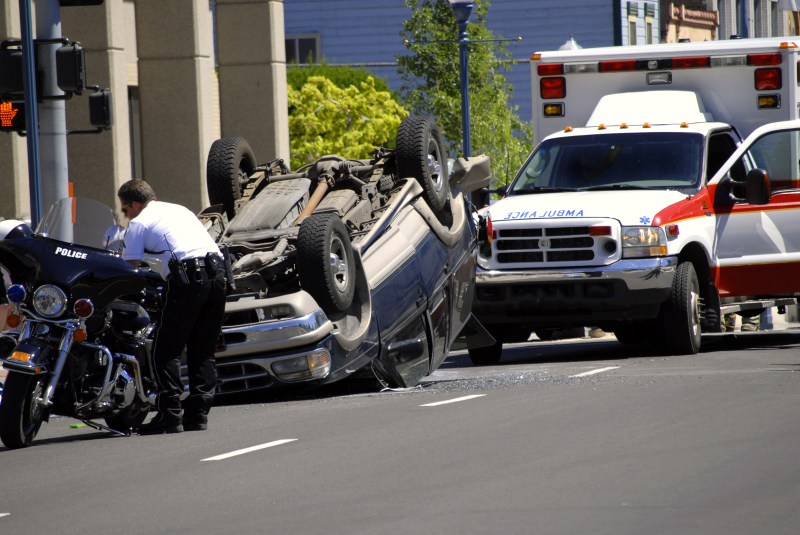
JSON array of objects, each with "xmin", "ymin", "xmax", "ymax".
[{"xmin": 118, "ymin": 179, "xmax": 226, "ymax": 434}]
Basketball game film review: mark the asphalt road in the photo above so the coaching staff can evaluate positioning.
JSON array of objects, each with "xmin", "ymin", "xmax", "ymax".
[{"xmin": 1, "ymin": 331, "xmax": 799, "ymax": 535}]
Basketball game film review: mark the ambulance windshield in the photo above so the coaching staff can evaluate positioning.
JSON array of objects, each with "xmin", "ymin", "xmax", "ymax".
[{"xmin": 509, "ymin": 132, "xmax": 704, "ymax": 195}]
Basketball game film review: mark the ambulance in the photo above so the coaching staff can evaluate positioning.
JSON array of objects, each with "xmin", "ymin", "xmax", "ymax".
[{"xmin": 470, "ymin": 37, "xmax": 800, "ymax": 364}]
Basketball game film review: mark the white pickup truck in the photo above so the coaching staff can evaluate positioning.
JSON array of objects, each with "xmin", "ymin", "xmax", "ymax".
[{"xmin": 470, "ymin": 37, "xmax": 800, "ymax": 364}]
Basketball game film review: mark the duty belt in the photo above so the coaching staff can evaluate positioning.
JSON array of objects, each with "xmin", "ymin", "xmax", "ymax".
[
  {"xmin": 180, "ymin": 257, "xmax": 207, "ymax": 270},
  {"xmin": 180, "ymin": 255, "xmax": 225, "ymax": 277}
]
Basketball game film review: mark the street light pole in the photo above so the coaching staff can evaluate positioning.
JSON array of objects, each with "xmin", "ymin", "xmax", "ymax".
[
  {"xmin": 19, "ymin": 0, "xmax": 42, "ymax": 226},
  {"xmin": 450, "ymin": 0, "xmax": 474, "ymax": 158},
  {"xmin": 36, "ymin": 0, "xmax": 70, "ymax": 224}
]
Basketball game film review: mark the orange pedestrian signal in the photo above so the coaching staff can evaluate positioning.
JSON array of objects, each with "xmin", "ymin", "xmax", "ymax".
[{"xmin": 0, "ymin": 101, "xmax": 25, "ymax": 132}]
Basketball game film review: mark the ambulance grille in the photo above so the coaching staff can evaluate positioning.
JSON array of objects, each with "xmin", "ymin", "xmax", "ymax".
[{"xmin": 494, "ymin": 226, "xmax": 602, "ymax": 266}]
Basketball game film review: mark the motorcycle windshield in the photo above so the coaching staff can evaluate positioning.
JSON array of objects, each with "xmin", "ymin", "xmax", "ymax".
[
  {"xmin": 36, "ymin": 197, "xmax": 118, "ymax": 251},
  {"xmin": 0, "ymin": 198, "xmax": 158, "ymax": 311}
]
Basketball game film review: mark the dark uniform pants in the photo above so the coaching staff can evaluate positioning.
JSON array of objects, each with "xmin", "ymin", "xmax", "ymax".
[{"xmin": 152, "ymin": 261, "xmax": 226, "ymax": 421}]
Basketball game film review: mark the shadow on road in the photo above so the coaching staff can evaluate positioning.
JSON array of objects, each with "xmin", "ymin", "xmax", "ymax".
[{"xmin": 445, "ymin": 329, "xmax": 800, "ymax": 368}]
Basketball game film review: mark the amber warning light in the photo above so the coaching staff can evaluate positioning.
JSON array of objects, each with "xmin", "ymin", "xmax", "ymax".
[{"xmin": 0, "ymin": 101, "xmax": 25, "ymax": 132}]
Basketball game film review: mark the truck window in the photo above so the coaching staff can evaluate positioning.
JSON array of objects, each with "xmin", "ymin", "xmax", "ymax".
[
  {"xmin": 706, "ymin": 132, "xmax": 740, "ymax": 181},
  {"xmin": 509, "ymin": 132, "xmax": 704, "ymax": 195},
  {"xmin": 743, "ymin": 129, "xmax": 800, "ymax": 193}
]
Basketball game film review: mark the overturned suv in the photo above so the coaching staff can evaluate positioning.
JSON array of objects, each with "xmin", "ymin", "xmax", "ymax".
[{"xmin": 200, "ymin": 116, "xmax": 492, "ymax": 394}]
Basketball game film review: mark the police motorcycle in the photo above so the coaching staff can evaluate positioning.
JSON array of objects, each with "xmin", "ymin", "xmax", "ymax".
[{"xmin": 0, "ymin": 197, "xmax": 163, "ymax": 449}]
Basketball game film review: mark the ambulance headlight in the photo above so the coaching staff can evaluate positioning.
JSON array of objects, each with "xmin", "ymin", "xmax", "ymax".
[
  {"xmin": 32, "ymin": 284, "xmax": 68, "ymax": 318},
  {"xmin": 621, "ymin": 227, "xmax": 667, "ymax": 258}
]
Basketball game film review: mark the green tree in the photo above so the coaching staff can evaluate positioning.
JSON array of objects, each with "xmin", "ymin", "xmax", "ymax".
[
  {"xmin": 398, "ymin": 0, "xmax": 531, "ymax": 187},
  {"xmin": 288, "ymin": 75, "xmax": 408, "ymax": 169},
  {"xmin": 287, "ymin": 63, "xmax": 392, "ymax": 93}
]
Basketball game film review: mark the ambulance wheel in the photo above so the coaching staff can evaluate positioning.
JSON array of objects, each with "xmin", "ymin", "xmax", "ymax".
[
  {"xmin": 467, "ymin": 324, "xmax": 527, "ymax": 365},
  {"xmin": 297, "ymin": 213, "xmax": 356, "ymax": 315},
  {"xmin": 396, "ymin": 116, "xmax": 449, "ymax": 213},
  {"xmin": 613, "ymin": 324, "xmax": 650, "ymax": 345},
  {"xmin": 467, "ymin": 339, "xmax": 503, "ymax": 366},
  {"xmin": 662, "ymin": 262, "xmax": 702, "ymax": 355},
  {"xmin": 701, "ymin": 283, "xmax": 723, "ymax": 333},
  {"xmin": 207, "ymin": 137, "xmax": 257, "ymax": 220}
]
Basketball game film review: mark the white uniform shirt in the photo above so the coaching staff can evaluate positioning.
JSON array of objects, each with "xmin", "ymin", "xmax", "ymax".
[
  {"xmin": 122, "ymin": 201, "xmax": 221, "ymax": 279},
  {"xmin": 103, "ymin": 223, "xmax": 126, "ymax": 254}
]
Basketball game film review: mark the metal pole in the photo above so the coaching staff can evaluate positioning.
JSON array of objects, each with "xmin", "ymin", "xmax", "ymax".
[
  {"xmin": 36, "ymin": 0, "xmax": 69, "ymax": 227},
  {"xmin": 19, "ymin": 0, "xmax": 42, "ymax": 226},
  {"xmin": 457, "ymin": 20, "xmax": 471, "ymax": 158}
]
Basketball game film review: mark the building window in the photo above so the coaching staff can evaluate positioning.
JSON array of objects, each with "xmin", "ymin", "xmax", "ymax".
[
  {"xmin": 627, "ymin": 2, "xmax": 639, "ymax": 45},
  {"xmin": 645, "ymin": 2, "xmax": 655, "ymax": 44},
  {"xmin": 736, "ymin": 0, "xmax": 748, "ymax": 37},
  {"xmin": 754, "ymin": 0, "xmax": 764, "ymax": 37},
  {"xmin": 285, "ymin": 34, "xmax": 320, "ymax": 64}
]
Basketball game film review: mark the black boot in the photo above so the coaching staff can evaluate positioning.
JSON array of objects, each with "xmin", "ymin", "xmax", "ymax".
[
  {"xmin": 138, "ymin": 411, "xmax": 184, "ymax": 435},
  {"xmin": 182, "ymin": 413, "xmax": 208, "ymax": 431}
]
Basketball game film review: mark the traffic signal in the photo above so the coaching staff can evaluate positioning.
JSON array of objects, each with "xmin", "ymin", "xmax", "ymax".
[
  {"xmin": 0, "ymin": 49, "xmax": 23, "ymax": 94},
  {"xmin": 0, "ymin": 101, "xmax": 26, "ymax": 132},
  {"xmin": 89, "ymin": 89, "xmax": 112, "ymax": 129},
  {"xmin": 56, "ymin": 43, "xmax": 86, "ymax": 95}
]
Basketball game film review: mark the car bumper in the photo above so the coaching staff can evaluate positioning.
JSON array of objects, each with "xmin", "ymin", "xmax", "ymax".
[
  {"xmin": 214, "ymin": 291, "xmax": 338, "ymax": 394},
  {"xmin": 473, "ymin": 256, "xmax": 678, "ymax": 326}
]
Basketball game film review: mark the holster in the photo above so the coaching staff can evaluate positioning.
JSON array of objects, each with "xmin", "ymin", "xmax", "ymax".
[
  {"xmin": 217, "ymin": 246, "xmax": 236, "ymax": 294},
  {"xmin": 168, "ymin": 258, "xmax": 190, "ymax": 287}
]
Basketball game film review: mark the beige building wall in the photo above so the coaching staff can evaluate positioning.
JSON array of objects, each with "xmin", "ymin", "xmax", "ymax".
[
  {"xmin": 62, "ymin": 0, "xmax": 131, "ymax": 207},
  {"xmin": 217, "ymin": 0, "xmax": 290, "ymax": 163},
  {"xmin": 0, "ymin": 0, "xmax": 287, "ymax": 217},
  {"xmin": 662, "ymin": 3, "xmax": 720, "ymax": 42},
  {"xmin": 134, "ymin": 0, "xmax": 216, "ymax": 212},
  {"xmin": 0, "ymin": 3, "xmax": 30, "ymax": 222}
]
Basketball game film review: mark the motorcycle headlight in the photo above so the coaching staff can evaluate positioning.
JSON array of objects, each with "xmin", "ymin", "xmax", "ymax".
[
  {"xmin": 33, "ymin": 284, "xmax": 68, "ymax": 318},
  {"xmin": 621, "ymin": 226, "xmax": 667, "ymax": 258}
]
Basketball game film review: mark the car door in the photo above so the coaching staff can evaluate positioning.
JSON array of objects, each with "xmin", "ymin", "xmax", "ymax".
[
  {"xmin": 413, "ymin": 230, "xmax": 451, "ymax": 373},
  {"xmin": 710, "ymin": 121, "xmax": 800, "ymax": 297}
]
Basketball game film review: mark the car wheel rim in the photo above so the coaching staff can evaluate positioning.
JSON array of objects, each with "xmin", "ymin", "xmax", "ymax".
[
  {"xmin": 329, "ymin": 236, "xmax": 349, "ymax": 293},
  {"xmin": 426, "ymin": 139, "xmax": 444, "ymax": 192}
]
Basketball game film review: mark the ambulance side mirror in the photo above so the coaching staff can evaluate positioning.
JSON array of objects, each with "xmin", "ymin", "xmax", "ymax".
[{"xmin": 744, "ymin": 168, "xmax": 770, "ymax": 205}]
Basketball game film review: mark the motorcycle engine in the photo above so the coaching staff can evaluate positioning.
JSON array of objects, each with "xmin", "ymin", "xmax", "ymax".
[{"xmin": 111, "ymin": 369, "xmax": 136, "ymax": 407}]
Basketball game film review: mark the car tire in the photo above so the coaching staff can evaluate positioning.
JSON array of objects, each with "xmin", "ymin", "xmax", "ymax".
[
  {"xmin": 662, "ymin": 261, "xmax": 702, "ymax": 354},
  {"xmin": 206, "ymin": 137, "xmax": 257, "ymax": 220},
  {"xmin": 297, "ymin": 213, "xmax": 356, "ymax": 315},
  {"xmin": 396, "ymin": 116, "xmax": 449, "ymax": 213}
]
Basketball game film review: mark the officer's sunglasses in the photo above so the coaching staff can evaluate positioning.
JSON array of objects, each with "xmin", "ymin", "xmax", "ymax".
[{"xmin": 121, "ymin": 201, "xmax": 138, "ymax": 216}]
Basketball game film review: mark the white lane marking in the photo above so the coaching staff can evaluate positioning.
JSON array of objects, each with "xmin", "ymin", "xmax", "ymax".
[
  {"xmin": 200, "ymin": 439, "xmax": 298, "ymax": 462},
  {"xmin": 0, "ymin": 513, "xmax": 9, "ymax": 518},
  {"xmin": 570, "ymin": 366, "xmax": 620, "ymax": 378},
  {"xmin": 420, "ymin": 394, "xmax": 486, "ymax": 407}
]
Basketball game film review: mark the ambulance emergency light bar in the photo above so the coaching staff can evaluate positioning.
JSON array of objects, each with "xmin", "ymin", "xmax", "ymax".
[{"xmin": 534, "ymin": 45, "xmax": 794, "ymax": 113}]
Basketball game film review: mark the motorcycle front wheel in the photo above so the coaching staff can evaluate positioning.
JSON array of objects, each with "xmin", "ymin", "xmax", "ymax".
[{"xmin": 0, "ymin": 372, "xmax": 47, "ymax": 449}]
